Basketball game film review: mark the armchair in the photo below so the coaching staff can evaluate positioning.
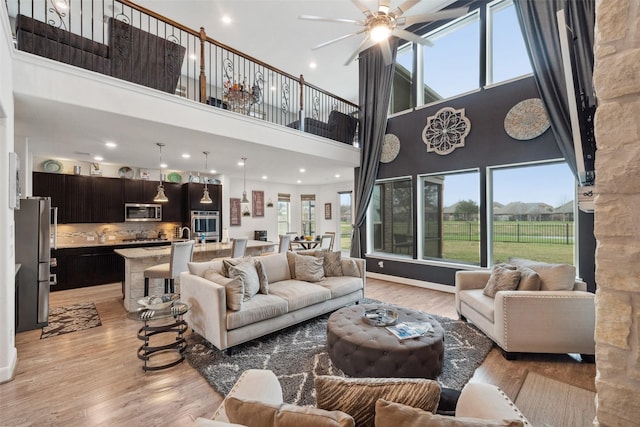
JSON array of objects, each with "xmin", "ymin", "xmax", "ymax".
[
  {"xmin": 287, "ymin": 110, "xmax": 358, "ymax": 144},
  {"xmin": 455, "ymin": 259, "xmax": 596, "ymax": 360}
]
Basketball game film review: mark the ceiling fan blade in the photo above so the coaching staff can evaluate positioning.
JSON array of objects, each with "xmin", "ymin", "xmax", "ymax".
[
  {"xmin": 344, "ymin": 36, "xmax": 372, "ymax": 66},
  {"xmin": 378, "ymin": 0, "xmax": 391, "ymax": 14},
  {"xmin": 351, "ymin": 0, "xmax": 373, "ymax": 17},
  {"xmin": 402, "ymin": 7, "xmax": 469, "ymax": 26},
  {"xmin": 299, "ymin": 15, "xmax": 362, "ymax": 25},
  {"xmin": 393, "ymin": 28, "xmax": 434, "ymax": 47},
  {"xmin": 380, "ymin": 38, "xmax": 392, "ymax": 66},
  {"xmin": 312, "ymin": 30, "xmax": 365, "ymax": 50},
  {"xmin": 390, "ymin": 0, "xmax": 420, "ymax": 18}
]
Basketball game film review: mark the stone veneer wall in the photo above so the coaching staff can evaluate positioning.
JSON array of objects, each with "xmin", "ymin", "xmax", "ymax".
[{"xmin": 592, "ymin": 0, "xmax": 640, "ymax": 425}]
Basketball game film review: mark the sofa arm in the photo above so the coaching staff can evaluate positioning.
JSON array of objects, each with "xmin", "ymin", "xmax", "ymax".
[
  {"xmin": 180, "ymin": 272, "xmax": 228, "ymax": 350},
  {"xmin": 456, "ymin": 383, "xmax": 529, "ymax": 424},
  {"xmin": 494, "ymin": 290, "xmax": 595, "ymax": 354},
  {"xmin": 455, "ymin": 270, "xmax": 490, "ymax": 315}
]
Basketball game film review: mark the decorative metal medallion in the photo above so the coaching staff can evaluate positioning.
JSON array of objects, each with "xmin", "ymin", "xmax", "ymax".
[
  {"xmin": 380, "ymin": 134, "xmax": 400, "ymax": 163},
  {"xmin": 504, "ymin": 98, "xmax": 550, "ymax": 140},
  {"xmin": 422, "ymin": 107, "xmax": 471, "ymax": 155}
]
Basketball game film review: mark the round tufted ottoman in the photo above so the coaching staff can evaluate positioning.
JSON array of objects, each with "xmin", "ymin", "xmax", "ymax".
[{"xmin": 327, "ymin": 304, "xmax": 445, "ymax": 378}]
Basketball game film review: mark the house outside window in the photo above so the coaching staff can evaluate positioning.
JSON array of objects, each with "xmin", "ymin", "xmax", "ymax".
[{"xmin": 301, "ymin": 194, "xmax": 316, "ymax": 237}]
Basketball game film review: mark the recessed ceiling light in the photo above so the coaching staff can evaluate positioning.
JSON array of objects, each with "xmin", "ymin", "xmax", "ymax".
[
  {"xmin": 299, "ymin": 168, "xmax": 306, "ymax": 173},
  {"xmin": 209, "ymin": 169, "xmax": 216, "ymax": 174},
  {"xmin": 297, "ymin": 180, "xmax": 302, "ymax": 184},
  {"xmin": 309, "ymin": 62, "xmax": 317, "ymax": 69},
  {"xmin": 93, "ymin": 155, "xmax": 103, "ymax": 161},
  {"xmin": 182, "ymin": 153, "xmax": 191, "ymax": 159},
  {"xmin": 262, "ymin": 175, "xmax": 267, "ymax": 180},
  {"xmin": 335, "ymin": 174, "xmax": 341, "ymax": 178},
  {"xmin": 160, "ymin": 162, "xmax": 168, "ymax": 168},
  {"xmin": 238, "ymin": 160, "xmax": 245, "ymax": 166},
  {"xmin": 222, "ymin": 15, "xmax": 232, "ymax": 24},
  {"xmin": 105, "ymin": 141, "xmax": 117, "ymax": 148}
]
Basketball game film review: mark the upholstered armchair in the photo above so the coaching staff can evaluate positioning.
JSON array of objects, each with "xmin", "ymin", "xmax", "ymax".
[
  {"xmin": 287, "ymin": 110, "xmax": 358, "ymax": 144},
  {"xmin": 455, "ymin": 258, "xmax": 596, "ymax": 360}
]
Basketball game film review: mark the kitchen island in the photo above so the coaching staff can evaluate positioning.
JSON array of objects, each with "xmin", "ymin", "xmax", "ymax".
[{"xmin": 116, "ymin": 240, "xmax": 276, "ymax": 312}]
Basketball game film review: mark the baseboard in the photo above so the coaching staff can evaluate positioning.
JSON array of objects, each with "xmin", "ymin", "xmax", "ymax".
[
  {"xmin": 366, "ymin": 272, "xmax": 455, "ymax": 294},
  {"xmin": 0, "ymin": 346, "xmax": 18, "ymax": 384}
]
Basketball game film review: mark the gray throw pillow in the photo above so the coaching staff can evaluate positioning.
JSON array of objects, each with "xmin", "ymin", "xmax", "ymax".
[
  {"xmin": 294, "ymin": 254, "xmax": 325, "ymax": 282},
  {"xmin": 222, "ymin": 256, "xmax": 252, "ymax": 277},
  {"xmin": 228, "ymin": 260, "xmax": 260, "ymax": 301},
  {"xmin": 483, "ymin": 265, "xmax": 521, "ymax": 298},
  {"xmin": 254, "ymin": 259, "xmax": 269, "ymax": 294},
  {"xmin": 516, "ymin": 266, "xmax": 541, "ymax": 291},
  {"xmin": 205, "ymin": 269, "xmax": 244, "ymax": 311},
  {"xmin": 342, "ymin": 259, "xmax": 360, "ymax": 277},
  {"xmin": 320, "ymin": 251, "xmax": 343, "ymax": 277}
]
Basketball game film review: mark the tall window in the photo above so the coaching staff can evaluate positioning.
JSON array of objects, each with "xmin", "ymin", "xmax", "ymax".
[
  {"xmin": 277, "ymin": 193, "xmax": 290, "ymax": 235},
  {"xmin": 487, "ymin": 0, "xmax": 532, "ymax": 84},
  {"xmin": 339, "ymin": 192, "xmax": 352, "ymax": 253},
  {"xmin": 369, "ymin": 178, "xmax": 413, "ymax": 256},
  {"xmin": 390, "ymin": 43, "xmax": 414, "ymax": 114},
  {"xmin": 301, "ymin": 194, "xmax": 316, "ymax": 237},
  {"xmin": 420, "ymin": 171, "xmax": 480, "ymax": 265},
  {"xmin": 490, "ymin": 162, "xmax": 575, "ymax": 265}
]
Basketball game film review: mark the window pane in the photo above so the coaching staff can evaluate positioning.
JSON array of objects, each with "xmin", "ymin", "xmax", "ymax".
[
  {"xmin": 422, "ymin": 13, "xmax": 480, "ymax": 101},
  {"xmin": 421, "ymin": 171, "xmax": 480, "ymax": 265},
  {"xmin": 370, "ymin": 179, "xmax": 413, "ymax": 256},
  {"xmin": 492, "ymin": 163, "xmax": 575, "ymax": 265},
  {"xmin": 301, "ymin": 198, "xmax": 316, "ymax": 237},
  {"xmin": 278, "ymin": 201, "xmax": 290, "ymax": 235},
  {"xmin": 390, "ymin": 43, "xmax": 413, "ymax": 114},
  {"xmin": 339, "ymin": 192, "xmax": 352, "ymax": 253},
  {"xmin": 489, "ymin": 0, "xmax": 532, "ymax": 83}
]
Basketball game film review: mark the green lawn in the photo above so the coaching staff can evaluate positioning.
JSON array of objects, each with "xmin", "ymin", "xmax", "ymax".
[{"xmin": 442, "ymin": 240, "xmax": 573, "ymax": 265}]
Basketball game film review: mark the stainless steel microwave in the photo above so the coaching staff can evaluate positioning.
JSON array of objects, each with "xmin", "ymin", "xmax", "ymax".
[{"xmin": 124, "ymin": 203, "xmax": 162, "ymax": 222}]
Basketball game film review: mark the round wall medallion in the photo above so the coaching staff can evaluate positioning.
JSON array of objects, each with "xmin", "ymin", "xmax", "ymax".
[
  {"xmin": 380, "ymin": 134, "xmax": 400, "ymax": 163},
  {"xmin": 422, "ymin": 107, "xmax": 471, "ymax": 155},
  {"xmin": 504, "ymin": 98, "xmax": 550, "ymax": 140}
]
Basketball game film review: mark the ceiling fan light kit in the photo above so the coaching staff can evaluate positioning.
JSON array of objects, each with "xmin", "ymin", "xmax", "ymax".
[{"xmin": 301, "ymin": 0, "xmax": 468, "ymax": 65}]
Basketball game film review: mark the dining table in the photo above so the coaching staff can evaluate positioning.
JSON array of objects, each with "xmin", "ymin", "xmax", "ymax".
[{"xmin": 290, "ymin": 239, "xmax": 321, "ymax": 250}]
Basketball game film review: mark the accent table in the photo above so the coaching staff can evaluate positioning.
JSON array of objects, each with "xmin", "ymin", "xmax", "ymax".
[{"xmin": 127, "ymin": 300, "xmax": 191, "ymax": 371}]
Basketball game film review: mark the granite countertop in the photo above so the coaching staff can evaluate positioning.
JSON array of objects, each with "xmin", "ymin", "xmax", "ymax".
[
  {"xmin": 114, "ymin": 240, "xmax": 276, "ymax": 259},
  {"xmin": 55, "ymin": 239, "xmax": 185, "ymax": 249}
]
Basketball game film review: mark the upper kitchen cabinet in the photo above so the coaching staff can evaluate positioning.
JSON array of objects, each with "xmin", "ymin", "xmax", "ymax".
[
  {"xmin": 161, "ymin": 182, "xmax": 183, "ymax": 222},
  {"xmin": 33, "ymin": 172, "xmax": 65, "ymax": 211},
  {"xmin": 184, "ymin": 183, "xmax": 221, "ymax": 212},
  {"xmin": 64, "ymin": 175, "xmax": 92, "ymax": 223},
  {"xmin": 92, "ymin": 177, "xmax": 124, "ymax": 223},
  {"xmin": 123, "ymin": 179, "xmax": 160, "ymax": 203}
]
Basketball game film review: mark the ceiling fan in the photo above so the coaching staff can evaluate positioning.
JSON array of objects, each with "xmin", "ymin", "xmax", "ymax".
[{"xmin": 300, "ymin": 0, "xmax": 468, "ymax": 65}]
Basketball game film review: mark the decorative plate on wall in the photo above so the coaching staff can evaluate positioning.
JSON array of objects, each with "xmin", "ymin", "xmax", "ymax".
[
  {"xmin": 118, "ymin": 166, "xmax": 134, "ymax": 179},
  {"xmin": 504, "ymin": 98, "xmax": 550, "ymax": 140},
  {"xmin": 167, "ymin": 172, "xmax": 182, "ymax": 183},
  {"xmin": 422, "ymin": 107, "xmax": 471, "ymax": 155},
  {"xmin": 42, "ymin": 159, "xmax": 63, "ymax": 173},
  {"xmin": 380, "ymin": 134, "xmax": 400, "ymax": 163}
]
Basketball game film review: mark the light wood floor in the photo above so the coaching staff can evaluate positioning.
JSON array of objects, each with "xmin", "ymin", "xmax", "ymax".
[{"xmin": 0, "ymin": 277, "xmax": 596, "ymax": 426}]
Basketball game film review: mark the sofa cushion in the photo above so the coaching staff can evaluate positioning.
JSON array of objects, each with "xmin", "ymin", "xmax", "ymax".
[
  {"xmin": 256, "ymin": 253, "xmax": 291, "ymax": 284},
  {"xmin": 225, "ymin": 396, "xmax": 354, "ymax": 427},
  {"xmin": 286, "ymin": 251, "xmax": 317, "ymax": 278},
  {"xmin": 341, "ymin": 259, "xmax": 361, "ymax": 277},
  {"xmin": 317, "ymin": 276, "xmax": 363, "ymax": 299},
  {"xmin": 228, "ymin": 261, "xmax": 261, "ymax": 301},
  {"xmin": 295, "ymin": 255, "xmax": 325, "ymax": 282},
  {"xmin": 483, "ymin": 265, "xmax": 521, "ymax": 298},
  {"xmin": 226, "ymin": 294, "xmax": 289, "ymax": 330},
  {"xmin": 188, "ymin": 259, "xmax": 224, "ymax": 277},
  {"xmin": 315, "ymin": 376, "xmax": 440, "ymax": 427},
  {"xmin": 205, "ymin": 270, "xmax": 244, "ymax": 311},
  {"xmin": 321, "ymin": 251, "xmax": 344, "ymax": 277},
  {"xmin": 268, "ymin": 280, "xmax": 331, "ymax": 312},
  {"xmin": 508, "ymin": 258, "xmax": 576, "ymax": 291},
  {"xmin": 222, "ymin": 256, "xmax": 252, "ymax": 277},
  {"xmin": 374, "ymin": 399, "xmax": 524, "ymax": 427},
  {"xmin": 459, "ymin": 290, "xmax": 495, "ymax": 322},
  {"xmin": 516, "ymin": 266, "xmax": 541, "ymax": 291}
]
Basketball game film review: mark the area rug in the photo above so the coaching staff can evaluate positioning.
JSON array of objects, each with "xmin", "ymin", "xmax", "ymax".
[
  {"xmin": 40, "ymin": 302, "xmax": 102, "ymax": 339},
  {"xmin": 515, "ymin": 371, "xmax": 596, "ymax": 427},
  {"xmin": 185, "ymin": 301, "xmax": 493, "ymax": 405}
]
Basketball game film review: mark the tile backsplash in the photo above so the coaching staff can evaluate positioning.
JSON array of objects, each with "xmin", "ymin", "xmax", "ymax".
[{"xmin": 56, "ymin": 222, "xmax": 182, "ymax": 245}]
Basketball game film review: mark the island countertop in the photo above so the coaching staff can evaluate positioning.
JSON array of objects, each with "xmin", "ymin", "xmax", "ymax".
[{"xmin": 114, "ymin": 239, "xmax": 275, "ymax": 260}]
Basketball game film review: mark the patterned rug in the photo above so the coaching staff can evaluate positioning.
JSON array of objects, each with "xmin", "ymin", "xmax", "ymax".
[
  {"xmin": 185, "ymin": 301, "xmax": 494, "ymax": 406},
  {"xmin": 40, "ymin": 302, "xmax": 102, "ymax": 339}
]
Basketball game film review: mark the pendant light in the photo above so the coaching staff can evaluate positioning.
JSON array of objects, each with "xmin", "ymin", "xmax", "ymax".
[
  {"xmin": 240, "ymin": 157, "xmax": 250, "ymax": 216},
  {"xmin": 153, "ymin": 143, "xmax": 169, "ymax": 203},
  {"xmin": 200, "ymin": 151, "xmax": 213, "ymax": 204}
]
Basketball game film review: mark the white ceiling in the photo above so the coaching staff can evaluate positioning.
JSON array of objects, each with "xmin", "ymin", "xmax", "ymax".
[{"xmin": 12, "ymin": 0, "xmax": 456, "ymax": 184}]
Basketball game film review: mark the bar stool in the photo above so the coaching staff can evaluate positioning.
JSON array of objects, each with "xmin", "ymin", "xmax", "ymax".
[
  {"xmin": 143, "ymin": 240, "xmax": 194, "ymax": 296},
  {"xmin": 230, "ymin": 238, "xmax": 248, "ymax": 257}
]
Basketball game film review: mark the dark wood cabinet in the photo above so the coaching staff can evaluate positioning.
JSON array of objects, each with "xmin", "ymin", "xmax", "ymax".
[
  {"xmin": 185, "ymin": 183, "xmax": 221, "ymax": 212},
  {"xmin": 64, "ymin": 175, "xmax": 92, "ymax": 223},
  {"xmin": 51, "ymin": 246, "xmax": 123, "ymax": 291},
  {"xmin": 162, "ymin": 182, "xmax": 183, "ymax": 222},
  {"xmin": 123, "ymin": 179, "xmax": 160, "ymax": 203},
  {"xmin": 33, "ymin": 172, "xmax": 66, "ymax": 212},
  {"xmin": 92, "ymin": 176, "xmax": 124, "ymax": 222}
]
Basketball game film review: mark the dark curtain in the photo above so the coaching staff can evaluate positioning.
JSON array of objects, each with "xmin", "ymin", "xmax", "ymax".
[
  {"xmin": 350, "ymin": 40, "xmax": 398, "ymax": 258},
  {"xmin": 513, "ymin": 0, "xmax": 595, "ymax": 185}
]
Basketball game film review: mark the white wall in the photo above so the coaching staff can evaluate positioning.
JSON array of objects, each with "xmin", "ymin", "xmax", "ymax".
[{"xmin": 0, "ymin": 4, "xmax": 17, "ymax": 383}]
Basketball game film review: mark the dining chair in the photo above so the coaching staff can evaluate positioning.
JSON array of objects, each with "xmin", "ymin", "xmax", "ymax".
[
  {"xmin": 230, "ymin": 238, "xmax": 248, "ymax": 257},
  {"xmin": 278, "ymin": 234, "xmax": 291, "ymax": 254},
  {"xmin": 319, "ymin": 234, "xmax": 334, "ymax": 251},
  {"xmin": 143, "ymin": 240, "xmax": 194, "ymax": 296}
]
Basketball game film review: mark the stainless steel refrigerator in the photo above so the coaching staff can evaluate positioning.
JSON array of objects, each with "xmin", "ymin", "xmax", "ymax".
[{"xmin": 15, "ymin": 197, "xmax": 55, "ymax": 332}]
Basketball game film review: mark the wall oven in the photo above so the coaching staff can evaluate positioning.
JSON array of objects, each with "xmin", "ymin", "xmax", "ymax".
[
  {"xmin": 191, "ymin": 210, "xmax": 220, "ymax": 242},
  {"xmin": 125, "ymin": 203, "xmax": 162, "ymax": 222}
]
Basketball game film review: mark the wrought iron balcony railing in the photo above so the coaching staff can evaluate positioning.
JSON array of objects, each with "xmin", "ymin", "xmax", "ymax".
[{"xmin": 6, "ymin": 0, "xmax": 360, "ymax": 145}]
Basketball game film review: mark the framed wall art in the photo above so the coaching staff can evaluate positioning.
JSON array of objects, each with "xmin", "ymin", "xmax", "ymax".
[
  {"xmin": 230, "ymin": 198, "xmax": 241, "ymax": 226},
  {"xmin": 324, "ymin": 203, "xmax": 332, "ymax": 220},
  {"xmin": 252, "ymin": 190, "xmax": 264, "ymax": 217}
]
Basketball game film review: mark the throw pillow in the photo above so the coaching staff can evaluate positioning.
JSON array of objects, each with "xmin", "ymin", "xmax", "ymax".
[
  {"xmin": 188, "ymin": 260, "xmax": 222, "ymax": 277},
  {"xmin": 315, "ymin": 376, "xmax": 440, "ymax": 427},
  {"xmin": 295, "ymin": 254, "xmax": 325, "ymax": 282},
  {"xmin": 320, "ymin": 251, "xmax": 343, "ymax": 277},
  {"xmin": 516, "ymin": 266, "xmax": 541, "ymax": 291},
  {"xmin": 205, "ymin": 269, "xmax": 244, "ymax": 311},
  {"xmin": 225, "ymin": 396, "xmax": 354, "ymax": 427},
  {"xmin": 342, "ymin": 259, "xmax": 361, "ymax": 277},
  {"xmin": 374, "ymin": 399, "xmax": 525, "ymax": 427},
  {"xmin": 228, "ymin": 260, "xmax": 261, "ymax": 301},
  {"xmin": 482, "ymin": 265, "xmax": 521, "ymax": 298},
  {"xmin": 508, "ymin": 257, "xmax": 576, "ymax": 291},
  {"xmin": 254, "ymin": 259, "xmax": 269, "ymax": 294},
  {"xmin": 222, "ymin": 256, "xmax": 251, "ymax": 278}
]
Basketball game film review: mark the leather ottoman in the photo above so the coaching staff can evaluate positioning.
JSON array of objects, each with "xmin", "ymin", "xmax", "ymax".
[{"xmin": 327, "ymin": 304, "xmax": 445, "ymax": 378}]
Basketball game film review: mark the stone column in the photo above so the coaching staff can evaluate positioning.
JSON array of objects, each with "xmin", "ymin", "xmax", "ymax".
[{"xmin": 592, "ymin": 0, "xmax": 640, "ymax": 425}]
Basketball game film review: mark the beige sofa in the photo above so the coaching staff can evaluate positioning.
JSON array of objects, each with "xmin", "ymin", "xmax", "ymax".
[
  {"xmin": 455, "ymin": 258, "xmax": 596, "ymax": 359},
  {"xmin": 191, "ymin": 369, "xmax": 530, "ymax": 426},
  {"xmin": 180, "ymin": 252, "xmax": 365, "ymax": 351}
]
